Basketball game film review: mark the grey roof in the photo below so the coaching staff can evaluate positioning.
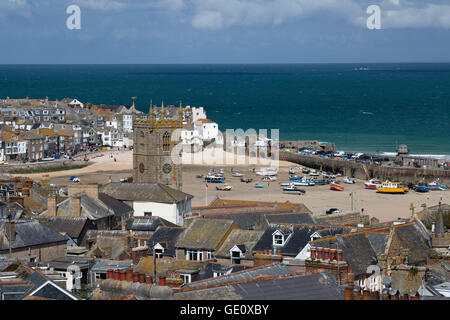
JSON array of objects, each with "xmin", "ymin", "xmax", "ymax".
[
  {"xmin": 100, "ymin": 183, "xmax": 193, "ymax": 203},
  {"xmin": 183, "ymin": 263, "xmax": 295, "ymax": 288},
  {"xmin": 265, "ymin": 213, "xmax": 316, "ymax": 225},
  {"xmin": 55, "ymin": 194, "xmax": 114, "ymax": 220},
  {"xmin": 0, "ymin": 220, "xmax": 67, "ymax": 250},
  {"xmin": 146, "ymin": 227, "xmax": 185, "ymax": 257},
  {"xmin": 30, "ymin": 216, "xmax": 88, "ymax": 239},
  {"xmin": 47, "ymin": 256, "xmax": 93, "ymax": 271},
  {"xmin": 233, "ymin": 271, "xmax": 344, "ymax": 300},
  {"xmin": 126, "ymin": 216, "xmax": 178, "ymax": 232},
  {"xmin": 98, "ymin": 193, "xmax": 134, "ymax": 216},
  {"xmin": 215, "ymin": 229, "xmax": 265, "ymax": 259},
  {"xmin": 175, "ymin": 219, "xmax": 234, "ymax": 250},
  {"xmin": 312, "ymin": 233, "xmax": 379, "ymax": 276},
  {"xmin": 393, "ymin": 222, "xmax": 432, "ymax": 265},
  {"xmin": 90, "ymin": 259, "xmax": 132, "ymax": 273},
  {"xmin": 366, "ymin": 232, "xmax": 389, "ymax": 255}
]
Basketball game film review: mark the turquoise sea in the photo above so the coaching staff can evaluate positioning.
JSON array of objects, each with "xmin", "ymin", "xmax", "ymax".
[{"xmin": 0, "ymin": 64, "xmax": 449, "ymax": 158}]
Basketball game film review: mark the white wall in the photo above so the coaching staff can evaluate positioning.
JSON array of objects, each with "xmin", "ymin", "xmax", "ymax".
[{"xmin": 133, "ymin": 201, "xmax": 178, "ymax": 224}]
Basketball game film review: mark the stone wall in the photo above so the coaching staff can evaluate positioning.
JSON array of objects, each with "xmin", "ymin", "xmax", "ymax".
[
  {"xmin": 315, "ymin": 211, "xmax": 369, "ymax": 227},
  {"xmin": 280, "ymin": 151, "xmax": 450, "ymax": 185},
  {"xmin": 0, "ymin": 242, "xmax": 67, "ymax": 263},
  {"xmin": 0, "ymin": 160, "xmax": 91, "ymax": 174}
]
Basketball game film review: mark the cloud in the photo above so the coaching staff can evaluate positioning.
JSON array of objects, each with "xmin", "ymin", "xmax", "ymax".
[{"xmin": 383, "ymin": 3, "xmax": 450, "ymax": 28}]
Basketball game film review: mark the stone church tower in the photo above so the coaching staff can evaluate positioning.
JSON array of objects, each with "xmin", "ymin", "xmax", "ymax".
[{"xmin": 133, "ymin": 101, "xmax": 183, "ymax": 190}]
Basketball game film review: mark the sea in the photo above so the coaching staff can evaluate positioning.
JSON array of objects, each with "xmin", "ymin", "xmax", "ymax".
[{"xmin": 0, "ymin": 63, "xmax": 449, "ymax": 159}]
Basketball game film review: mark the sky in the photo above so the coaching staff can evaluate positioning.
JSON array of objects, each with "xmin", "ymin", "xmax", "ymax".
[{"xmin": 1, "ymin": 0, "xmax": 450, "ymax": 63}]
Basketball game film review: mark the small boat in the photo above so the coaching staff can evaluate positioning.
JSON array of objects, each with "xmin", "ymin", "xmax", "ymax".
[
  {"xmin": 344, "ymin": 176, "xmax": 355, "ymax": 184},
  {"xmin": 289, "ymin": 168, "xmax": 296, "ymax": 174},
  {"xmin": 293, "ymin": 180, "xmax": 309, "ymax": 186},
  {"xmin": 70, "ymin": 176, "xmax": 80, "ymax": 183},
  {"xmin": 376, "ymin": 181, "xmax": 408, "ymax": 194},
  {"xmin": 414, "ymin": 183, "xmax": 430, "ymax": 193},
  {"xmin": 428, "ymin": 180, "xmax": 447, "ymax": 191},
  {"xmin": 196, "ymin": 174, "xmax": 204, "ymax": 178},
  {"xmin": 240, "ymin": 178, "xmax": 253, "ymax": 183},
  {"xmin": 40, "ymin": 157, "xmax": 55, "ymax": 162},
  {"xmin": 289, "ymin": 176, "xmax": 303, "ymax": 180},
  {"xmin": 256, "ymin": 167, "xmax": 278, "ymax": 176},
  {"xmin": 216, "ymin": 184, "xmax": 232, "ymax": 191},
  {"xmin": 262, "ymin": 176, "xmax": 277, "ymax": 182},
  {"xmin": 231, "ymin": 172, "xmax": 243, "ymax": 177},
  {"xmin": 283, "ymin": 184, "xmax": 305, "ymax": 195},
  {"xmin": 364, "ymin": 179, "xmax": 382, "ymax": 190},
  {"xmin": 310, "ymin": 170, "xmax": 320, "ymax": 176},
  {"xmin": 254, "ymin": 184, "xmax": 265, "ymax": 188},
  {"xmin": 323, "ymin": 172, "xmax": 336, "ymax": 179},
  {"xmin": 330, "ymin": 181, "xmax": 344, "ymax": 191},
  {"xmin": 302, "ymin": 168, "xmax": 311, "ymax": 174},
  {"xmin": 218, "ymin": 169, "xmax": 224, "ymax": 174},
  {"xmin": 205, "ymin": 174, "xmax": 225, "ymax": 183},
  {"xmin": 279, "ymin": 182, "xmax": 291, "ymax": 187}
]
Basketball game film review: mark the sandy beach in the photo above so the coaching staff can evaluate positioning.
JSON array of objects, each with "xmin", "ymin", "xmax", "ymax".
[{"xmin": 14, "ymin": 149, "xmax": 449, "ymax": 222}]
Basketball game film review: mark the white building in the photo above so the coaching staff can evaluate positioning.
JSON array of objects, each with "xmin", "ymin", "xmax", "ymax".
[
  {"xmin": 100, "ymin": 183, "xmax": 194, "ymax": 226},
  {"xmin": 68, "ymin": 99, "xmax": 84, "ymax": 108}
]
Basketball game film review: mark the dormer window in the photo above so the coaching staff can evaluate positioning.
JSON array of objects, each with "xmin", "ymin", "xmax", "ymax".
[
  {"xmin": 310, "ymin": 232, "xmax": 321, "ymax": 242},
  {"xmin": 272, "ymin": 229, "xmax": 292, "ymax": 246},
  {"xmin": 230, "ymin": 244, "xmax": 245, "ymax": 264},
  {"xmin": 153, "ymin": 243, "xmax": 164, "ymax": 258}
]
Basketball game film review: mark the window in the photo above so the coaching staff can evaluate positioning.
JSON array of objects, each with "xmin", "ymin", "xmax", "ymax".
[
  {"xmin": 163, "ymin": 131, "xmax": 170, "ymax": 152},
  {"xmin": 144, "ymin": 212, "xmax": 152, "ymax": 217},
  {"xmin": 180, "ymin": 274, "xmax": 191, "ymax": 284},
  {"xmin": 206, "ymin": 251, "xmax": 214, "ymax": 260},
  {"xmin": 274, "ymin": 234, "xmax": 284, "ymax": 245},
  {"xmin": 186, "ymin": 249, "xmax": 203, "ymax": 261}
]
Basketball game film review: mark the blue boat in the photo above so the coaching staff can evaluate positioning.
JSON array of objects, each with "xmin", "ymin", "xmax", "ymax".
[
  {"xmin": 205, "ymin": 174, "xmax": 225, "ymax": 183},
  {"xmin": 289, "ymin": 176, "xmax": 303, "ymax": 180},
  {"xmin": 414, "ymin": 183, "xmax": 430, "ymax": 193},
  {"xmin": 254, "ymin": 184, "xmax": 264, "ymax": 188}
]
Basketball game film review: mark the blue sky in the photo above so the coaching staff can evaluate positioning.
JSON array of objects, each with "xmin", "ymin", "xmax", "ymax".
[{"xmin": 1, "ymin": 0, "xmax": 450, "ymax": 63}]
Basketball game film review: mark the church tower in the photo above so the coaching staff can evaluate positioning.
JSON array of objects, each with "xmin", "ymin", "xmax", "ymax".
[{"xmin": 133, "ymin": 101, "xmax": 183, "ymax": 190}]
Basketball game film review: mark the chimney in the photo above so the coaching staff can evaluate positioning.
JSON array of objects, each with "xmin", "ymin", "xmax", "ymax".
[
  {"xmin": 113, "ymin": 270, "xmax": 120, "ymax": 281},
  {"xmin": 316, "ymin": 247, "xmax": 323, "ymax": 259},
  {"xmin": 159, "ymin": 276, "xmax": 166, "ymax": 286},
  {"xmin": 310, "ymin": 247, "xmax": 317, "ymax": 259},
  {"xmin": 329, "ymin": 249, "xmax": 336, "ymax": 261},
  {"xmin": 323, "ymin": 248, "xmax": 330, "ymax": 260},
  {"xmin": 344, "ymin": 269, "xmax": 355, "ymax": 300},
  {"xmin": 133, "ymin": 272, "xmax": 139, "ymax": 283},
  {"xmin": 119, "ymin": 270, "xmax": 126, "ymax": 281},
  {"xmin": 337, "ymin": 249, "xmax": 343, "ymax": 261},
  {"xmin": 71, "ymin": 195, "xmax": 81, "ymax": 217},
  {"xmin": 126, "ymin": 269, "xmax": 133, "ymax": 282},
  {"xmin": 107, "ymin": 269, "xmax": 114, "ymax": 279},
  {"xmin": 139, "ymin": 273, "xmax": 145, "ymax": 283},
  {"xmin": 47, "ymin": 192, "xmax": 57, "ymax": 217}
]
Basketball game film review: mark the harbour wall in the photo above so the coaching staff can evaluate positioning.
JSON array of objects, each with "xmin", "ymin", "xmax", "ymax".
[
  {"xmin": 0, "ymin": 160, "xmax": 91, "ymax": 174},
  {"xmin": 280, "ymin": 151, "xmax": 450, "ymax": 185}
]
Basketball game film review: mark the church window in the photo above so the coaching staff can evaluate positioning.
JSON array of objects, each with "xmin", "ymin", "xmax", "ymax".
[{"xmin": 163, "ymin": 131, "xmax": 170, "ymax": 151}]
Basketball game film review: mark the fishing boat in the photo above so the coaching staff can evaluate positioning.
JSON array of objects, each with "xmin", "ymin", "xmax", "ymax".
[
  {"xmin": 376, "ymin": 181, "xmax": 408, "ymax": 194},
  {"xmin": 310, "ymin": 170, "xmax": 320, "ymax": 176},
  {"xmin": 289, "ymin": 168, "xmax": 296, "ymax": 174},
  {"xmin": 289, "ymin": 176, "xmax": 303, "ymax": 180},
  {"xmin": 293, "ymin": 180, "xmax": 309, "ymax": 186},
  {"xmin": 283, "ymin": 184, "xmax": 306, "ymax": 195},
  {"xmin": 323, "ymin": 172, "xmax": 336, "ymax": 179},
  {"xmin": 302, "ymin": 168, "xmax": 311, "ymax": 174},
  {"xmin": 204, "ymin": 174, "xmax": 225, "ymax": 183},
  {"xmin": 414, "ymin": 182, "xmax": 430, "ymax": 193},
  {"xmin": 364, "ymin": 179, "xmax": 382, "ymax": 190},
  {"xmin": 231, "ymin": 172, "xmax": 243, "ymax": 177},
  {"xmin": 279, "ymin": 182, "xmax": 291, "ymax": 187},
  {"xmin": 330, "ymin": 181, "xmax": 344, "ymax": 191},
  {"xmin": 312, "ymin": 179, "xmax": 328, "ymax": 185},
  {"xmin": 344, "ymin": 176, "xmax": 355, "ymax": 184},
  {"xmin": 254, "ymin": 184, "xmax": 264, "ymax": 188},
  {"xmin": 428, "ymin": 180, "xmax": 448, "ymax": 191},
  {"xmin": 262, "ymin": 176, "xmax": 277, "ymax": 182},
  {"xmin": 216, "ymin": 184, "xmax": 232, "ymax": 191}
]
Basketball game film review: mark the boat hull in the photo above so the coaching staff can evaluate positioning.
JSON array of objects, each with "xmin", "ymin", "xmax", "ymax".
[{"xmin": 330, "ymin": 184, "xmax": 344, "ymax": 191}]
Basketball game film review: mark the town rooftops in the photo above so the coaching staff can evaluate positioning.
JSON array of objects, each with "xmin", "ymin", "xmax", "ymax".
[
  {"xmin": 146, "ymin": 226, "xmax": 185, "ymax": 257},
  {"xmin": 215, "ymin": 229, "xmax": 265, "ymax": 260},
  {"xmin": 100, "ymin": 183, "xmax": 193, "ymax": 203},
  {"xmin": 125, "ymin": 216, "xmax": 178, "ymax": 232}
]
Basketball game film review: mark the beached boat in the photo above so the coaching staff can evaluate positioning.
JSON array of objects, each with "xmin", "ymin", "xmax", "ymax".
[
  {"xmin": 205, "ymin": 174, "xmax": 225, "ymax": 183},
  {"xmin": 240, "ymin": 178, "xmax": 253, "ymax": 183},
  {"xmin": 254, "ymin": 184, "xmax": 264, "ymax": 188},
  {"xmin": 279, "ymin": 182, "xmax": 291, "ymax": 187},
  {"xmin": 310, "ymin": 170, "xmax": 320, "ymax": 176},
  {"xmin": 262, "ymin": 176, "xmax": 277, "ymax": 182},
  {"xmin": 376, "ymin": 181, "xmax": 408, "ymax": 194},
  {"xmin": 428, "ymin": 180, "xmax": 447, "ymax": 191},
  {"xmin": 216, "ymin": 184, "xmax": 232, "ymax": 191},
  {"xmin": 344, "ymin": 176, "xmax": 355, "ymax": 184},
  {"xmin": 323, "ymin": 172, "xmax": 336, "ymax": 179},
  {"xmin": 196, "ymin": 174, "xmax": 204, "ymax": 178},
  {"xmin": 364, "ymin": 179, "xmax": 382, "ymax": 190},
  {"xmin": 231, "ymin": 172, "xmax": 243, "ymax": 177},
  {"xmin": 312, "ymin": 179, "xmax": 328, "ymax": 185},
  {"xmin": 289, "ymin": 168, "xmax": 296, "ymax": 174},
  {"xmin": 289, "ymin": 176, "xmax": 303, "ymax": 180},
  {"xmin": 330, "ymin": 181, "xmax": 344, "ymax": 191},
  {"xmin": 414, "ymin": 183, "xmax": 430, "ymax": 193},
  {"xmin": 302, "ymin": 168, "xmax": 311, "ymax": 174},
  {"xmin": 283, "ymin": 184, "xmax": 305, "ymax": 195}
]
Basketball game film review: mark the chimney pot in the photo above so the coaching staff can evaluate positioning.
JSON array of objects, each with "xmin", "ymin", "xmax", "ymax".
[
  {"xmin": 113, "ymin": 269, "xmax": 120, "ymax": 281},
  {"xmin": 126, "ymin": 269, "xmax": 133, "ymax": 282},
  {"xmin": 133, "ymin": 272, "xmax": 139, "ymax": 283},
  {"xmin": 119, "ymin": 270, "xmax": 126, "ymax": 281},
  {"xmin": 107, "ymin": 269, "xmax": 114, "ymax": 279},
  {"xmin": 310, "ymin": 247, "xmax": 317, "ymax": 259},
  {"xmin": 159, "ymin": 276, "xmax": 166, "ymax": 286},
  {"xmin": 316, "ymin": 247, "xmax": 323, "ymax": 259},
  {"xmin": 323, "ymin": 248, "xmax": 330, "ymax": 260}
]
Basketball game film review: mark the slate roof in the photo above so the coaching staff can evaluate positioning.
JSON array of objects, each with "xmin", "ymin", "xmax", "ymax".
[
  {"xmin": 100, "ymin": 183, "xmax": 193, "ymax": 203},
  {"xmin": 30, "ymin": 217, "xmax": 88, "ymax": 240},
  {"xmin": 311, "ymin": 232, "xmax": 379, "ymax": 276},
  {"xmin": 392, "ymin": 222, "xmax": 432, "ymax": 266},
  {"xmin": 146, "ymin": 226, "xmax": 185, "ymax": 257},
  {"xmin": 90, "ymin": 259, "xmax": 133, "ymax": 273},
  {"xmin": 232, "ymin": 271, "xmax": 344, "ymax": 300},
  {"xmin": 125, "ymin": 216, "xmax": 178, "ymax": 232},
  {"xmin": 366, "ymin": 232, "xmax": 390, "ymax": 255},
  {"xmin": 183, "ymin": 263, "xmax": 296, "ymax": 288},
  {"xmin": 201, "ymin": 210, "xmax": 293, "ymax": 230},
  {"xmin": 98, "ymin": 193, "xmax": 134, "ymax": 216},
  {"xmin": 175, "ymin": 219, "xmax": 235, "ymax": 250},
  {"xmin": 54, "ymin": 194, "xmax": 114, "ymax": 220},
  {"xmin": 253, "ymin": 224, "xmax": 348, "ymax": 257},
  {"xmin": 0, "ymin": 220, "xmax": 67, "ymax": 250},
  {"xmin": 215, "ymin": 229, "xmax": 265, "ymax": 259},
  {"xmin": 265, "ymin": 213, "xmax": 316, "ymax": 225}
]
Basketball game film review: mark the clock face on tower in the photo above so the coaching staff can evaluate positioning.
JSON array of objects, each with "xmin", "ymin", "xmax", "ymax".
[
  {"xmin": 162, "ymin": 163, "xmax": 172, "ymax": 174},
  {"xmin": 139, "ymin": 163, "xmax": 145, "ymax": 173}
]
